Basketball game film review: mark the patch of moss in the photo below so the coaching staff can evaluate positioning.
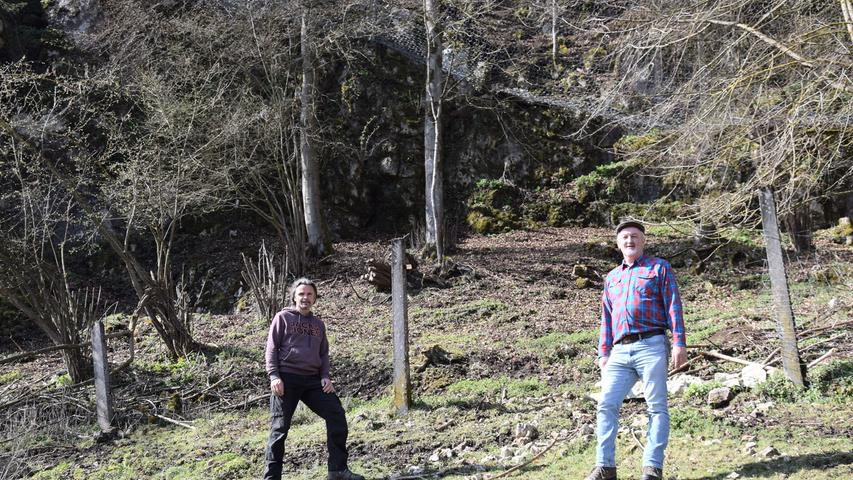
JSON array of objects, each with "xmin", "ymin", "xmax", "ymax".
[
  {"xmin": 807, "ymin": 360, "xmax": 853, "ymax": 401},
  {"xmin": 466, "ymin": 180, "xmax": 523, "ymax": 234},
  {"xmin": 0, "ymin": 370, "xmax": 22, "ymax": 385},
  {"xmin": 30, "ymin": 462, "xmax": 74, "ymax": 480},
  {"xmin": 613, "ymin": 128, "xmax": 662, "ymax": 153},
  {"xmin": 814, "ymin": 217, "xmax": 853, "ymax": 244},
  {"xmin": 583, "ymin": 46, "xmax": 607, "ymax": 70},
  {"xmin": 571, "ymin": 159, "xmax": 638, "ymax": 204}
]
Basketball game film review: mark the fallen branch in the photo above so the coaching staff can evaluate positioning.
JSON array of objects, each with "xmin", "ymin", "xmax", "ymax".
[
  {"xmin": 668, "ymin": 356, "xmax": 695, "ymax": 376},
  {"xmin": 630, "ymin": 427, "xmax": 646, "ymax": 451},
  {"xmin": 761, "ymin": 346, "xmax": 780, "ymax": 366},
  {"xmin": 152, "ymin": 413, "xmax": 196, "ymax": 430},
  {"xmin": 798, "ymin": 319, "xmax": 853, "ymax": 338},
  {"xmin": 764, "ymin": 333, "xmax": 846, "ymax": 367},
  {"xmin": 434, "ymin": 419, "xmax": 455, "ymax": 432},
  {"xmin": 807, "ymin": 348, "xmax": 836, "ymax": 368},
  {"xmin": 227, "ymin": 393, "xmax": 271, "ymax": 410},
  {"xmin": 700, "ymin": 350, "xmax": 764, "ymax": 368},
  {"xmin": 185, "ymin": 366, "xmax": 235, "ymax": 402},
  {"xmin": 0, "ymin": 330, "xmax": 132, "ymax": 365},
  {"xmin": 345, "ymin": 273, "xmax": 369, "ymax": 301},
  {"xmin": 705, "ymin": 18, "xmax": 814, "ymax": 68}
]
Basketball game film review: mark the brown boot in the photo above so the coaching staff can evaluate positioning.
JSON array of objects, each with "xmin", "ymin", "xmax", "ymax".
[
  {"xmin": 641, "ymin": 466, "xmax": 663, "ymax": 480},
  {"xmin": 585, "ymin": 466, "xmax": 617, "ymax": 480}
]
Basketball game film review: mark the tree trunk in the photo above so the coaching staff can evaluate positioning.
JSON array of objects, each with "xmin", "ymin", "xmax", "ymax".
[
  {"xmin": 300, "ymin": 9, "xmax": 326, "ymax": 258},
  {"xmin": 61, "ymin": 348, "xmax": 92, "ymax": 383},
  {"xmin": 783, "ymin": 204, "xmax": 813, "ymax": 253},
  {"xmin": 424, "ymin": 0, "xmax": 445, "ymax": 262},
  {"xmin": 841, "ymin": 0, "xmax": 853, "ymax": 45},
  {"xmin": 551, "ymin": 0, "xmax": 558, "ymax": 70},
  {"xmin": 1, "ymin": 104, "xmax": 198, "ymax": 362}
]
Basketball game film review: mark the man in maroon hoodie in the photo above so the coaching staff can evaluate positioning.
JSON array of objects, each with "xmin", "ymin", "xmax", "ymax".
[{"xmin": 263, "ymin": 278, "xmax": 364, "ymax": 480}]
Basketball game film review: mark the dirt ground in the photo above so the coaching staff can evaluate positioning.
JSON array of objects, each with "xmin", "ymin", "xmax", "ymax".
[{"xmin": 1, "ymin": 225, "xmax": 851, "ymax": 479}]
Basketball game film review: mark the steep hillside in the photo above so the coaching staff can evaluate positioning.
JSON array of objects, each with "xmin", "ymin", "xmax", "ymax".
[{"xmin": 2, "ymin": 225, "xmax": 851, "ymax": 479}]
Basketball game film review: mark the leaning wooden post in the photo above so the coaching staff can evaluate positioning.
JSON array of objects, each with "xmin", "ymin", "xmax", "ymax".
[
  {"xmin": 91, "ymin": 318, "xmax": 114, "ymax": 432},
  {"xmin": 391, "ymin": 238, "xmax": 412, "ymax": 414},
  {"xmin": 758, "ymin": 188, "xmax": 805, "ymax": 387}
]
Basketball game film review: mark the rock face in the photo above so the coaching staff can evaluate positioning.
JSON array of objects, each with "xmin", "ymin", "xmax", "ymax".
[
  {"xmin": 47, "ymin": 0, "xmax": 100, "ymax": 40},
  {"xmin": 320, "ymin": 42, "xmax": 619, "ymax": 235}
]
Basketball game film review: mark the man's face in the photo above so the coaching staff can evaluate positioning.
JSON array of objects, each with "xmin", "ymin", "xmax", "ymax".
[
  {"xmin": 616, "ymin": 227, "xmax": 645, "ymax": 260},
  {"xmin": 293, "ymin": 284, "xmax": 317, "ymax": 312}
]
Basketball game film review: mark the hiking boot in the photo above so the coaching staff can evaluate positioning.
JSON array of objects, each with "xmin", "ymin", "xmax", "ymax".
[
  {"xmin": 585, "ymin": 466, "xmax": 617, "ymax": 480},
  {"xmin": 641, "ymin": 466, "xmax": 663, "ymax": 480},
  {"xmin": 327, "ymin": 469, "xmax": 365, "ymax": 480}
]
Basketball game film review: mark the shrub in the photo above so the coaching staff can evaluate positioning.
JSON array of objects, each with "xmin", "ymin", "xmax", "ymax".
[
  {"xmin": 684, "ymin": 380, "xmax": 723, "ymax": 400},
  {"xmin": 754, "ymin": 372, "xmax": 802, "ymax": 402}
]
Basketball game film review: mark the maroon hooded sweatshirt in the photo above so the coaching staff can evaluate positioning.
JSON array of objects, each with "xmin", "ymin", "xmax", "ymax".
[{"xmin": 265, "ymin": 308, "xmax": 330, "ymax": 381}]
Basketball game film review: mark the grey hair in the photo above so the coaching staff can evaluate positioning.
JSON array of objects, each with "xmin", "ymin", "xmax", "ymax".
[{"xmin": 288, "ymin": 277, "xmax": 319, "ymax": 305}]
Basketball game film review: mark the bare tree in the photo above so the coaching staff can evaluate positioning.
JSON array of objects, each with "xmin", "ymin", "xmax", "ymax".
[
  {"xmin": 300, "ymin": 6, "xmax": 328, "ymax": 258},
  {"xmin": 0, "ymin": 127, "xmax": 105, "ymax": 382},
  {"xmin": 583, "ymin": 0, "xmax": 853, "ymax": 240},
  {"xmin": 215, "ymin": 2, "xmax": 308, "ymax": 275},
  {"xmin": 423, "ymin": 0, "xmax": 446, "ymax": 262}
]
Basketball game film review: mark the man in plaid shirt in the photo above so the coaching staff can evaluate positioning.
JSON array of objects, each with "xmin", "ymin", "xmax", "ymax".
[{"xmin": 586, "ymin": 220, "xmax": 687, "ymax": 480}]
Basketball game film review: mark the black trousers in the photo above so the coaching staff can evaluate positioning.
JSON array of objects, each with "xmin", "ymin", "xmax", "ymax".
[{"xmin": 263, "ymin": 373, "xmax": 349, "ymax": 479}]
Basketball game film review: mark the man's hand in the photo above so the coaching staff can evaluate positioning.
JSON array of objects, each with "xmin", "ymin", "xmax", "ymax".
[
  {"xmin": 598, "ymin": 356, "xmax": 609, "ymax": 369},
  {"xmin": 270, "ymin": 378, "xmax": 284, "ymax": 397},
  {"xmin": 321, "ymin": 378, "xmax": 335, "ymax": 394},
  {"xmin": 671, "ymin": 345, "xmax": 687, "ymax": 370}
]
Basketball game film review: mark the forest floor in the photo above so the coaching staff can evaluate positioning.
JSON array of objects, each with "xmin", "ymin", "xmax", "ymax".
[{"xmin": 1, "ymin": 225, "xmax": 852, "ymax": 480}]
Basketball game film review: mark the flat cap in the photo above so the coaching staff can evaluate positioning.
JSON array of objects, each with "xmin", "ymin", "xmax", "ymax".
[{"xmin": 615, "ymin": 220, "xmax": 645, "ymax": 235}]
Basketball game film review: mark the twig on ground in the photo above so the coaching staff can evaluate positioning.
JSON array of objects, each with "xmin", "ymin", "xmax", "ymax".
[
  {"xmin": 227, "ymin": 393, "xmax": 271, "ymax": 409},
  {"xmin": 807, "ymin": 348, "xmax": 836, "ymax": 368},
  {"xmin": 152, "ymin": 413, "xmax": 196, "ymax": 430},
  {"xmin": 668, "ymin": 356, "xmax": 695, "ymax": 376},
  {"xmin": 345, "ymin": 273, "xmax": 369, "ymax": 301},
  {"xmin": 185, "ymin": 365, "xmax": 235, "ymax": 401},
  {"xmin": 630, "ymin": 428, "xmax": 646, "ymax": 450},
  {"xmin": 700, "ymin": 350, "xmax": 764, "ymax": 368},
  {"xmin": 0, "ymin": 331, "xmax": 131, "ymax": 364},
  {"xmin": 484, "ymin": 435, "xmax": 562, "ymax": 480}
]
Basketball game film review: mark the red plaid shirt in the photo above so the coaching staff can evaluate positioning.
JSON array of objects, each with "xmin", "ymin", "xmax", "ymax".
[{"xmin": 599, "ymin": 255, "xmax": 686, "ymax": 357}]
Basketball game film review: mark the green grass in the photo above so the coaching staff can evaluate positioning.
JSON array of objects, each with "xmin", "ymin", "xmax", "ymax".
[
  {"xmin": 517, "ymin": 329, "xmax": 599, "ymax": 362},
  {"xmin": 683, "ymin": 380, "xmax": 725, "ymax": 401},
  {"xmin": 446, "ymin": 376, "xmax": 549, "ymax": 399},
  {"xmin": 755, "ymin": 361, "xmax": 853, "ymax": 404},
  {"xmin": 30, "ymin": 410, "xmax": 269, "ymax": 479},
  {"xmin": 411, "ymin": 299, "xmax": 510, "ymax": 325}
]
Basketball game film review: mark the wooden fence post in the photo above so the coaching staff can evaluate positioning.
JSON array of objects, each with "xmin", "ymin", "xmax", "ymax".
[
  {"xmin": 758, "ymin": 188, "xmax": 805, "ymax": 387},
  {"xmin": 391, "ymin": 239, "xmax": 412, "ymax": 414},
  {"xmin": 92, "ymin": 318, "xmax": 114, "ymax": 432}
]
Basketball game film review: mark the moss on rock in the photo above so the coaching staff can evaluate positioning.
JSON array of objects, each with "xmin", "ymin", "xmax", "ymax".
[{"xmin": 466, "ymin": 180, "xmax": 523, "ymax": 234}]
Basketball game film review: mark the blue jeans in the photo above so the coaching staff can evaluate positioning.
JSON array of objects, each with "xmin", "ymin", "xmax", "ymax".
[{"xmin": 595, "ymin": 334, "xmax": 670, "ymax": 469}]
